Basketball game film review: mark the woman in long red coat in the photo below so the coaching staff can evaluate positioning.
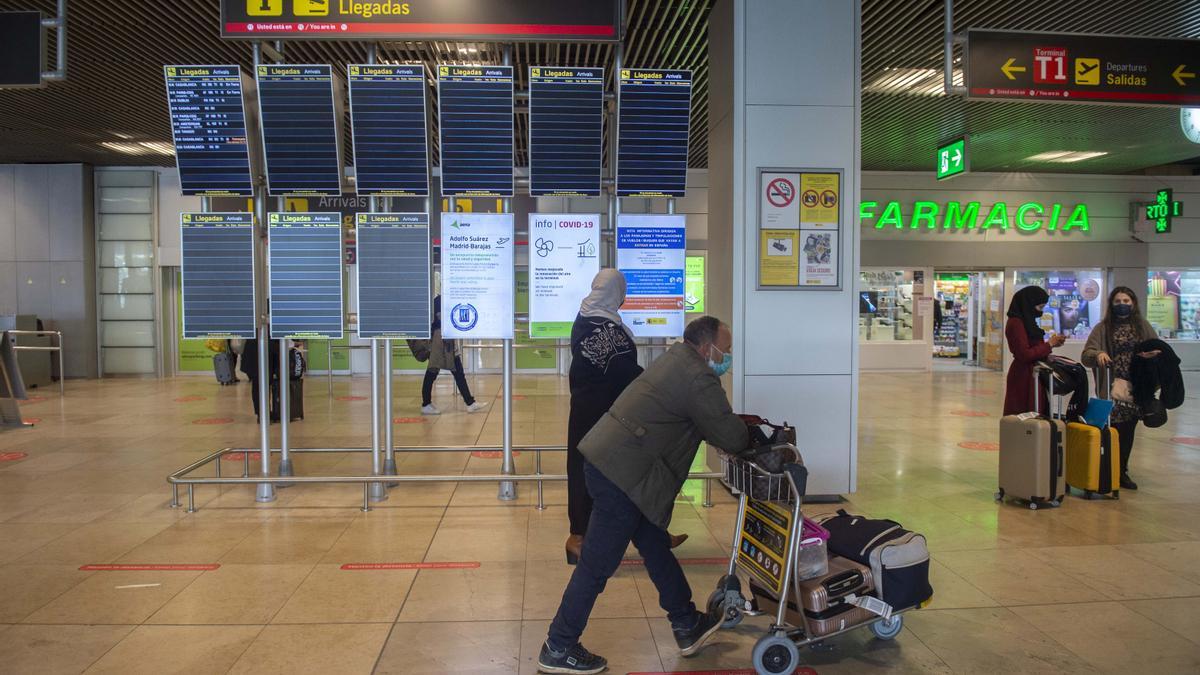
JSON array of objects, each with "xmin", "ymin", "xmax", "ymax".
[{"xmin": 1003, "ymin": 286, "xmax": 1066, "ymax": 416}]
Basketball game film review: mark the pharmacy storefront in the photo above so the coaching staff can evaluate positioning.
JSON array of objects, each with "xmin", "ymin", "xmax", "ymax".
[{"xmin": 858, "ymin": 171, "xmax": 1200, "ymax": 372}]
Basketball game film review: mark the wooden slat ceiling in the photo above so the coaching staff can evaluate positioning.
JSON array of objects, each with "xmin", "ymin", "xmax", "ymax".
[{"xmin": 0, "ymin": 0, "xmax": 1198, "ymax": 174}]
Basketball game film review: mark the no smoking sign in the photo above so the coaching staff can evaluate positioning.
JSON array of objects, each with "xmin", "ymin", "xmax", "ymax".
[{"xmin": 766, "ymin": 177, "xmax": 795, "ymax": 207}]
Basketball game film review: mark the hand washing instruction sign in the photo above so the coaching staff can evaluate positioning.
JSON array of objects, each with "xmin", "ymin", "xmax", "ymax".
[
  {"xmin": 617, "ymin": 214, "xmax": 686, "ymax": 337},
  {"xmin": 442, "ymin": 213, "xmax": 514, "ymax": 339},
  {"xmin": 529, "ymin": 213, "xmax": 601, "ymax": 339}
]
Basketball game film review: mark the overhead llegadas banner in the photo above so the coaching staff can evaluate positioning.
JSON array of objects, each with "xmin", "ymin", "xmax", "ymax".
[{"xmin": 222, "ymin": 0, "xmax": 619, "ymax": 41}]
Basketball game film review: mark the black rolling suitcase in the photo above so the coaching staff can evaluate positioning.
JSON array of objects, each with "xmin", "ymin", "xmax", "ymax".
[{"xmin": 213, "ymin": 352, "xmax": 237, "ymax": 385}]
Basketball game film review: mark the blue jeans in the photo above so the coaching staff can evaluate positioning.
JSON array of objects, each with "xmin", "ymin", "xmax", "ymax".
[{"xmin": 547, "ymin": 462, "xmax": 697, "ymax": 651}]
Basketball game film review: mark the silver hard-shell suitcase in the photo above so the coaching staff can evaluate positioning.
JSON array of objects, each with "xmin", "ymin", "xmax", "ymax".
[{"xmin": 997, "ymin": 364, "xmax": 1065, "ymax": 509}]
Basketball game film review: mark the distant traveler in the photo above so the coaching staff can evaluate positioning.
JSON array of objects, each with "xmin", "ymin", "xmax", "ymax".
[
  {"xmin": 1003, "ymin": 286, "xmax": 1066, "ymax": 416},
  {"xmin": 421, "ymin": 296, "xmax": 487, "ymax": 415},
  {"xmin": 1081, "ymin": 287, "xmax": 1159, "ymax": 489},
  {"xmin": 538, "ymin": 316, "xmax": 749, "ymax": 675},
  {"xmin": 564, "ymin": 270, "xmax": 687, "ymax": 565}
]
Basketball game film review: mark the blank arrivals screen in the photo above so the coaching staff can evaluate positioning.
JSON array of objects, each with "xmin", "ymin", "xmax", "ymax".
[
  {"xmin": 437, "ymin": 65, "xmax": 514, "ymax": 197},
  {"xmin": 617, "ymin": 69, "xmax": 693, "ymax": 198},
  {"xmin": 528, "ymin": 67, "xmax": 604, "ymax": 197},
  {"xmin": 268, "ymin": 213, "xmax": 344, "ymax": 340},
  {"xmin": 256, "ymin": 65, "xmax": 343, "ymax": 197},
  {"xmin": 180, "ymin": 213, "xmax": 256, "ymax": 339},
  {"xmin": 164, "ymin": 66, "xmax": 255, "ymax": 196},
  {"xmin": 347, "ymin": 64, "xmax": 430, "ymax": 197},
  {"xmin": 356, "ymin": 213, "xmax": 431, "ymax": 339}
]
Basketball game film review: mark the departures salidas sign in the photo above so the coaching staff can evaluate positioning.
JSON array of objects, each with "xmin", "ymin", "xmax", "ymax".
[{"xmin": 860, "ymin": 200, "xmax": 1090, "ymax": 233}]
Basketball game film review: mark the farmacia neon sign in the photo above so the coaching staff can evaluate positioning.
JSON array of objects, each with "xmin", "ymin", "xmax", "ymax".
[{"xmin": 859, "ymin": 201, "xmax": 1090, "ymax": 232}]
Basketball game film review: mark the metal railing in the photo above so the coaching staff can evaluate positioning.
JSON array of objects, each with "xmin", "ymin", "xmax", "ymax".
[
  {"xmin": 8, "ymin": 330, "xmax": 65, "ymax": 397},
  {"xmin": 168, "ymin": 443, "xmax": 720, "ymax": 514}
]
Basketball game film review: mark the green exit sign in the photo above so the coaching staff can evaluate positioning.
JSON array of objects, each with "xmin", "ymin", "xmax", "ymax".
[
  {"xmin": 1146, "ymin": 188, "xmax": 1183, "ymax": 233},
  {"xmin": 936, "ymin": 137, "xmax": 968, "ymax": 181}
]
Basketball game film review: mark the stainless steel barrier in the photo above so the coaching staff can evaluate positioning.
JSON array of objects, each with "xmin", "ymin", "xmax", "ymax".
[
  {"xmin": 167, "ymin": 444, "xmax": 721, "ymax": 514},
  {"xmin": 7, "ymin": 329, "xmax": 64, "ymax": 397}
]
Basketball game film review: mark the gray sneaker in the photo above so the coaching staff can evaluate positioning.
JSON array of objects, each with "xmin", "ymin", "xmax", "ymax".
[{"xmin": 537, "ymin": 642, "xmax": 607, "ymax": 674}]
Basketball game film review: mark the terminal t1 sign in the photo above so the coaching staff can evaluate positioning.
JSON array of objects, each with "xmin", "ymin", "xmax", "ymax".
[{"xmin": 967, "ymin": 30, "xmax": 1200, "ymax": 105}]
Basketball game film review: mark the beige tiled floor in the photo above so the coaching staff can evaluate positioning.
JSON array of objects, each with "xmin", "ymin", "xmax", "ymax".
[{"xmin": 0, "ymin": 370, "xmax": 1198, "ymax": 673}]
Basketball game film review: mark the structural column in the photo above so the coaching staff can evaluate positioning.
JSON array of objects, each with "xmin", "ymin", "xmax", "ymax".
[{"xmin": 707, "ymin": 0, "xmax": 862, "ymax": 496}]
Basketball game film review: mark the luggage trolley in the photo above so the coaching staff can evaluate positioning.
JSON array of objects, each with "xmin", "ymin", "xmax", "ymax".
[{"xmin": 710, "ymin": 448, "xmax": 908, "ymax": 675}]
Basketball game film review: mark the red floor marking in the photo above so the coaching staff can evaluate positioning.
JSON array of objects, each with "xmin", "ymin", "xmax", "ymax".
[
  {"xmin": 22, "ymin": 418, "xmax": 41, "ymax": 425},
  {"xmin": 471, "ymin": 451, "xmax": 522, "ymax": 459},
  {"xmin": 620, "ymin": 557, "xmax": 729, "ymax": 567},
  {"xmin": 336, "ymin": 395, "xmax": 367, "ymax": 401},
  {"xmin": 173, "ymin": 395, "xmax": 207, "ymax": 402},
  {"xmin": 80, "ymin": 564, "xmax": 220, "ymax": 571},
  {"xmin": 0, "ymin": 452, "xmax": 28, "ymax": 462},
  {"xmin": 393, "ymin": 417, "xmax": 426, "ymax": 424},
  {"xmin": 958, "ymin": 441, "xmax": 1000, "ymax": 451},
  {"xmin": 192, "ymin": 417, "xmax": 234, "ymax": 425},
  {"xmin": 1170, "ymin": 437, "xmax": 1200, "ymax": 446},
  {"xmin": 222, "ymin": 452, "xmax": 247, "ymax": 461},
  {"xmin": 501, "ymin": 394, "xmax": 528, "ymax": 400},
  {"xmin": 340, "ymin": 562, "xmax": 481, "ymax": 570},
  {"xmin": 629, "ymin": 669, "xmax": 817, "ymax": 675},
  {"xmin": 22, "ymin": 395, "xmax": 46, "ymax": 405},
  {"xmin": 628, "ymin": 662, "xmax": 816, "ymax": 667},
  {"xmin": 951, "ymin": 410, "xmax": 991, "ymax": 417},
  {"xmin": 966, "ymin": 389, "xmax": 996, "ymax": 396}
]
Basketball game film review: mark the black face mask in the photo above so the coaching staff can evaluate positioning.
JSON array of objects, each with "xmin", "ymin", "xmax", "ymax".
[{"xmin": 1112, "ymin": 304, "xmax": 1134, "ymax": 319}]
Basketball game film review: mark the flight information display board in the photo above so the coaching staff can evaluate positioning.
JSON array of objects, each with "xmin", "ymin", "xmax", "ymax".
[
  {"xmin": 268, "ymin": 212, "xmax": 343, "ymax": 339},
  {"xmin": 164, "ymin": 66, "xmax": 255, "ymax": 196},
  {"xmin": 437, "ymin": 65, "xmax": 514, "ymax": 197},
  {"xmin": 355, "ymin": 213, "xmax": 432, "ymax": 339},
  {"xmin": 347, "ymin": 64, "xmax": 430, "ymax": 197},
  {"xmin": 180, "ymin": 212, "xmax": 256, "ymax": 339},
  {"xmin": 256, "ymin": 65, "xmax": 343, "ymax": 197},
  {"xmin": 617, "ymin": 69, "xmax": 693, "ymax": 198},
  {"xmin": 528, "ymin": 67, "xmax": 604, "ymax": 197}
]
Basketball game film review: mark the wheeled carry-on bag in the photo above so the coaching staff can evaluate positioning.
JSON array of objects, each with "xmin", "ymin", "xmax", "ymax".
[
  {"xmin": 998, "ymin": 364, "xmax": 1066, "ymax": 510},
  {"xmin": 1064, "ymin": 367, "xmax": 1120, "ymax": 499},
  {"xmin": 213, "ymin": 352, "xmax": 237, "ymax": 385}
]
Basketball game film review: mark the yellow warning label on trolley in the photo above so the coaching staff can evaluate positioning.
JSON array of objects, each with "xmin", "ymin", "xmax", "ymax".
[{"xmin": 738, "ymin": 499, "xmax": 792, "ymax": 595}]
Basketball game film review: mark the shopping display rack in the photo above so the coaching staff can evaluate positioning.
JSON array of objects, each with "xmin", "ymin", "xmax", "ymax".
[{"xmin": 709, "ymin": 447, "xmax": 910, "ymax": 675}]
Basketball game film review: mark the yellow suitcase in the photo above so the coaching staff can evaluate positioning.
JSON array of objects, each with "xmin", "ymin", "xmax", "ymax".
[{"xmin": 1064, "ymin": 423, "xmax": 1119, "ymax": 499}]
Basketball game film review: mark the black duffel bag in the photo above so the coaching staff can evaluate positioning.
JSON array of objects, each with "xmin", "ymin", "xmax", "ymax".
[{"xmin": 817, "ymin": 509, "xmax": 932, "ymax": 610}]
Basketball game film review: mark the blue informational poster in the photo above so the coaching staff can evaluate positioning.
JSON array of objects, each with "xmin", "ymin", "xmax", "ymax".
[{"xmin": 616, "ymin": 214, "xmax": 687, "ymax": 337}]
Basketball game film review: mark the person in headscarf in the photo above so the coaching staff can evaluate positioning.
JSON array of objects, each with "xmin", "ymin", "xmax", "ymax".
[
  {"xmin": 565, "ymin": 269, "xmax": 686, "ymax": 564},
  {"xmin": 1003, "ymin": 285, "xmax": 1065, "ymax": 416},
  {"xmin": 421, "ymin": 295, "xmax": 487, "ymax": 415}
]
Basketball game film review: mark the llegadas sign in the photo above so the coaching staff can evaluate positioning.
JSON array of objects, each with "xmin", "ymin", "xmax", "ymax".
[{"xmin": 860, "ymin": 200, "xmax": 1090, "ymax": 232}]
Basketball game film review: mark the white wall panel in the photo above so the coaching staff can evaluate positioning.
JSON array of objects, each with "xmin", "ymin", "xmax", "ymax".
[
  {"xmin": 0, "ymin": 167, "xmax": 15, "ymax": 262},
  {"xmin": 13, "ymin": 165, "xmax": 49, "ymax": 261},
  {"xmin": 15, "ymin": 262, "xmax": 51, "ymax": 316},
  {"xmin": 48, "ymin": 165, "xmax": 85, "ymax": 261}
]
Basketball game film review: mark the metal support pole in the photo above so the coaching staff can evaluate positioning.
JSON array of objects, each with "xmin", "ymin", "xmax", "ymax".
[
  {"xmin": 40, "ymin": 0, "xmax": 67, "ymax": 82},
  {"xmin": 703, "ymin": 477, "xmax": 713, "ymax": 508},
  {"xmin": 253, "ymin": 41, "xmax": 276, "ymax": 504},
  {"xmin": 943, "ymin": 0, "xmax": 966, "ymax": 96},
  {"xmin": 187, "ymin": 485, "xmax": 196, "ymax": 513},
  {"xmin": 383, "ymin": 339, "xmax": 397, "ymax": 478},
  {"xmin": 362, "ymin": 482, "xmax": 371, "ymax": 512},
  {"xmin": 368, "ymin": 340, "xmax": 387, "ymax": 502},
  {"xmin": 171, "ymin": 484, "xmax": 180, "ymax": 508},
  {"xmin": 536, "ymin": 450, "xmax": 545, "ymax": 510},
  {"xmin": 277, "ymin": 339, "xmax": 294, "ymax": 481},
  {"xmin": 498, "ymin": 43, "xmax": 518, "ymax": 502}
]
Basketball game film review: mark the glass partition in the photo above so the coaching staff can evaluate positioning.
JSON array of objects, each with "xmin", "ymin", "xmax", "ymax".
[
  {"xmin": 1148, "ymin": 270, "xmax": 1200, "ymax": 340},
  {"xmin": 858, "ymin": 269, "xmax": 916, "ymax": 342},
  {"xmin": 1012, "ymin": 269, "xmax": 1104, "ymax": 341}
]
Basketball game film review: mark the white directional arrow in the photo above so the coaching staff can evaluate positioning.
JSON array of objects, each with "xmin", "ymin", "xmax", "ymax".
[{"xmin": 952, "ymin": 148, "xmax": 963, "ymax": 165}]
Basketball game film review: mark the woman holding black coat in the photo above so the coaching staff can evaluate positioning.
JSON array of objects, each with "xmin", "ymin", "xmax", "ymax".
[
  {"xmin": 1082, "ymin": 286, "xmax": 1159, "ymax": 489},
  {"xmin": 564, "ymin": 269, "xmax": 686, "ymax": 564}
]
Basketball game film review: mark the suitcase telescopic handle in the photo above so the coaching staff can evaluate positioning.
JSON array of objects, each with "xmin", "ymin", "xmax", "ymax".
[{"xmin": 1033, "ymin": 362, "xmax": 1052, "ymax": 416}]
